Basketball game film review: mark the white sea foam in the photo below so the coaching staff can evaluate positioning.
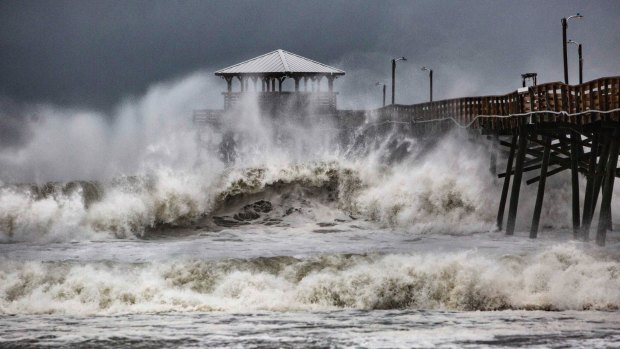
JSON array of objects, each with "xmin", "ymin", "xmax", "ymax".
[{"xmin": 1, "ymin": 244, "xmax": 618, "ymax": 315}]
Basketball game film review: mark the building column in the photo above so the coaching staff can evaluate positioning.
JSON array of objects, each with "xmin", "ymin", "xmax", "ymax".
[
  {"xmin": 304, "ymin": 77, "xmax": 308, "ymax": 91},
  {"xmin": 294, "ymin": 77, "xmax": 300, "ymax": 92},
  {"xmin": 251, "ymin": 76, "xmax": 258, "ymax": 91},
  {"xmin": 278, "ymin": 77, "xmax": 285, "ymax": 92},
  {"xmin": 237, "ymin": 75, "xmax": 243, "ymax": 92},
  {"xmin": 327, "ymin": 76, "xmax": 335, "ymax": 92},
  {"xmin": 225, "ymin": 76, "xmax": 233, "ymax": 92},
  {"xmin": 316, "ymin": 76, "xmax": 323, "ymax": 92}
]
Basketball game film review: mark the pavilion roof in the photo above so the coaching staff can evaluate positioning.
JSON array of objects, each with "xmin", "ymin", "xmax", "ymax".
[{"xmin": 215, "ymin": 49, "xmax": 345, "ymax": 76}]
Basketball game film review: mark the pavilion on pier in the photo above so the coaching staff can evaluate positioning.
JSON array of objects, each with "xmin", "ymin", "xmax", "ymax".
[{"xmin": 214, "ymin": 49, "xmax": 345, "ymax": 113}]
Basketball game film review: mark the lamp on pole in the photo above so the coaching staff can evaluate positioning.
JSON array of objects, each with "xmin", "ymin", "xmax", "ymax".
[
  {"xmin": 391, "ymin": 57, "xmax": 407, "ymax": 105},
  {"xmin": 562, "ymin": 13, "xmax": 583, "ymax": 84},
  {"xmin": 567, "ymin": 39, "xmax": 583, "ymax": 84},
  {"xmin": 375, "ymin": 82, "xmax": 386, "ymax": 107},
  {"xmin": 421, "ymin": 66, "xmax": 433, "ymax": 102}
]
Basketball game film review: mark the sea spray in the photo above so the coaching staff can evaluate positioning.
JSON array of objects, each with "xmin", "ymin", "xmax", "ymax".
[
  {"xmin": 0, "ymin": 71, "xmax": 611, "ymax": 241},
  {"xmin": 0, "ymin": 137, "xmax": 589, "ymax": 241},
  {"xmin": 0, "ymin": 72, "xmax": 213, "ymax": 183}
]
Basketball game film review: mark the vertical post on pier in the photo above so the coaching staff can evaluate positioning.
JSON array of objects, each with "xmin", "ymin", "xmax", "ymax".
[
  {"xmin": 489, "ymin": 135, "xmax": 497, "ymax": 175},
  {"xmin": 592, "ymin": 132, "xmax": 610, "ymax": 219},
  {"xmin": 497, "ymin": 133, "xmax": 517, "ymax": 231},
  {"xmin": 578, "ymin": 44, "xmax": 583, "ymax": 85},
  {"xmin": 382, "ymin": 84, "xmax": 386, "ymax": 107},
  {"xmin": 570, "ymin": 130, "xmax": 581, "ymax": 238},
  {"xmin": 562, "ymin": 17, "xmax": 569, "ymax": 84},
  {"xmin": 391, "ymin": 59, "xmax": 396, "ymax": 105},
  {"xmin": 581, "ymin": 131, "xmax": 599, "ymax": 240},
  {"xmin": 429, "ymin": 69, "xmax": 433, "ymax": 102},
  {"xmin": 600, "ymin": 128, "xmax": 618, "ymax": 234},
  {"xmin": 530, "ymin": 134, "xmax": 551, "ymax": 238},
  {"xmin": 596, "ymin": 129, "xmax": 619, "ymax": 246},
  {"xmin": 506, "ymin": 125, "xmax": 528, "ymax": 235}
]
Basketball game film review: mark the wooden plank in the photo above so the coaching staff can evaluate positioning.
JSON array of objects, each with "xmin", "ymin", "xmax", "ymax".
[{"xmin": 526, "ymin": 164, "xmax": 569, "ymax": 185}]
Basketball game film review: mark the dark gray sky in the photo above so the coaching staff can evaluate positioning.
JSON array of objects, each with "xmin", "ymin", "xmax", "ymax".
[{"xmin": 1, "ymin": 0, "xmax": 619, "ymax": 111}]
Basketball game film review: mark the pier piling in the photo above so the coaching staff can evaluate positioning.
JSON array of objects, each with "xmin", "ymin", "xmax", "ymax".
[
  {"xmin": 506, "ymin": 126, "xmax": 529, "ymax": 235},
  {"xmin": 497, "ymin": 133, "xmax": 517, "ymax": 231},
  {"xmin": 530, "ymin": 134, "xmax": 551, "ymax": 238}
]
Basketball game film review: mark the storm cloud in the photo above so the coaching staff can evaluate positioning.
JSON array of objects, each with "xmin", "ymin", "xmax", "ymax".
[{"xmin": 1, "ymin": 0, "xmax": 619, "ymax": 111}]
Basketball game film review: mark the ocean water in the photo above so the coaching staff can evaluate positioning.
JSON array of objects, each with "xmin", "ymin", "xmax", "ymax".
[{"xmin": 1, "ymin": 76, "xmax": 619, "ymax": 348}]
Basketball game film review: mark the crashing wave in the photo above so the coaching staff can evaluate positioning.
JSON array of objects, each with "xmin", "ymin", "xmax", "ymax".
[
  {"xmin": 3, "ymin": 126, "xmax": 602, "ymax": 242},
  {"xmin": 0, "ymin": 163, "xmax": 356, "ymax": 241}
]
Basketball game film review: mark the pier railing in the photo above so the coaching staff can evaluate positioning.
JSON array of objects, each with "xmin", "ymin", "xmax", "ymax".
[{"xmin": 373, "ymin": 76, "xmax": 620, "ymax": 131}]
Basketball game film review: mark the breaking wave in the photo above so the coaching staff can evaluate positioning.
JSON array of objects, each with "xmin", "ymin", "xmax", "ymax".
[
  {"xmin": 0, "ymin": 162, "xmax": 347, "ymax": 241},
  {"xmin": 1, "ymin": 244, "xmax": 619, "ymax": 315},
  {"xmin": 0, "ymin": 132, "xmax": 590, "ymax": 242}
]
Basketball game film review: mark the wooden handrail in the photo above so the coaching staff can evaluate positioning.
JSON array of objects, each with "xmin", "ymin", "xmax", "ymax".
[{"xmin": 372, "ymin": 76, "xmax": 620, "ymax": 130}]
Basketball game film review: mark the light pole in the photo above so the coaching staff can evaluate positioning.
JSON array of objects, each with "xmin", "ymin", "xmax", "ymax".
[
  {"xmin": 375, "ymin": 82, "xmax": 386, "ymax": 107},
  {"xmin": 568, "ymin": 39, "xmax": 583, "ymax": 84},
  {"xmin": 562, "ymin": 13, "xmax": 583, "ymax": 84},
  {"xmin": 391, "ymin": 57, "xmax": 406, "ymax": 105},
  {"xmin": 421, "ymin": 66, "xmax": 433, "ymax": 102}
]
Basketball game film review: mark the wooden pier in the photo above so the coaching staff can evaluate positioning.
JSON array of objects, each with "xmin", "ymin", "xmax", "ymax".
[{"xmin": 371, "ymin": 76, "xmax": 620, "ymax": 245}]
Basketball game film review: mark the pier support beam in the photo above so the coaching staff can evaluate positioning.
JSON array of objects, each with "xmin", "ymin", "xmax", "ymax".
[
  {"xmin": 591, "ymin": 133, "xmax": 611, "ymax": 219},
  {"xmin": 581, "ymin": 131, "xmax": 599, "ymax": 240},
  {"xmin": 506, "ymin": 126, "xmax": 528, "ymax": 235},
  {"xmin": 489, "ymin": 135, "xmax": 498, "ymax": 175},
  {"xmin": 570, "ymin": 130, "xmax": 581, "ymax": 238},
  {"xmin": 497, "ymin": 133, "xmax": 517, "ymax": 231},
  {"xmin": 530, "ymin": 134, "xmax": 551, "ymax": 238},
  {"xmin": 596, "ymin": 128, "xmax": 619, "ymax": 246}
]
